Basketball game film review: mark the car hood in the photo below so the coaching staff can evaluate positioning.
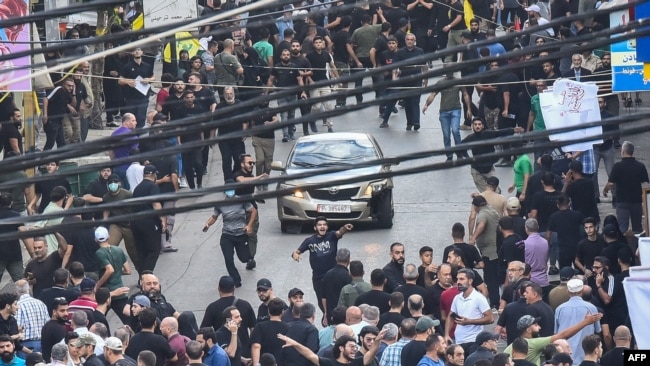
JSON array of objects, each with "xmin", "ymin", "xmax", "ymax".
[{"xmin": 284, "ymin": 165, "xmax": 382, "ymax": 185}]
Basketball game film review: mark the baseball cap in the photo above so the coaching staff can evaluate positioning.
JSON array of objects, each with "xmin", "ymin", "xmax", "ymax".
[
  {"xmin": 71, "ymin": 334, "xmax": 97, "ymax": 347},
  {"xmin": 288, "ymin": 288, "xmax": 304, "ymax": 297},
  {"xmin": 134, "ymin": 295, "xmax": 151, "ymax": 307},
  {"xmin": 567, "ymin": 279, "xmax": 584, "ymax": 293},
  {"xmin": 475, "ymin": 331, "xmax": 499, "ymax": 345},
  {"xmin": 256, "ymin": 278, "xmax": 272, "ymax": 291},
  {"xmin": 219, "ymin": 276, "xmax": 236, "ymax": 291},
  {"xmin": 95, "ymin": 226, "xmax": 109, "ymax": 242},
  {"xmin": 486, "ymin": 176, "xmax": 499, "ymax": 187},
  {"xmin": 550, "ymin": 353, "xmax": 573, "ymax": 365},
  {"xmin": 525, "ymin": 5, "xmax": 541, "ymax": 13},
  {"xmin": 415, "ymin": 316, "xmax": 440, "ymax": 332},
  {"xmin": 104, "ymin": 337, "xmax": 123, "ymax": 351},
  {"xmin": 80, "ymin": 278, "xmax": 96, "ymax": 292},
  {"xmin": 602, "ymin": 224, "xmax": 619, "ymax": 238},
  {"xmin": 507, "ymin": 197, "xmax": 521, "ymax": 210},
  {"xmin": 517, "ymin": 315, "xmax": 541, "ymax": 330},
  {"xmin": 108, "ymin": 174, "xmax": 121, "ymax": 183},
  {"xmin": 559, "ymin": 267, "xmax": 577, "ymax": 281},
  {"xmin": 143, "ymin": 164, "xmax": 158, "ymax": 175}
]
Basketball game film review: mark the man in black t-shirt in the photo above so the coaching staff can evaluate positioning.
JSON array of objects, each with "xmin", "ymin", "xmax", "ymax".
[
  {"xmin": 306, "ymin": 36, "xmax": 338, "ymax": 132},
  {"xmin": 215, "ymin": 306, "xmax": 246, "ymax": 366},
  {"xmin": 0, "ymin": 193, "xmax": 23, "ymax": 283},
  {"xmin": 234, "ymin": 154, "xmax": 269, "ymax": 269},
  {"xmin": 43, "ymin": 78, "xmax": 75, "ymax": 150},
  {"xmin": 267, "ymin": 49, "xmax": 305, "ymax": 141},
  {"xmin": 250, "ymin": 298, "xmax": 289, "ymax": 366},
  {"xmin": 29, "ymin": 161, "xmax": 72, "ymax": 215},
  {"xmin": 547, "ymin": 195, "xmax": 584, "ymax": 268},
  {"xmin": 176, "ymin": 89, "xmax": 207, "ymax": 190},
  {"xmin": 378, "ymin": 37, "xmax": 399, "ymax": 127},
  {"xmin": 393, "ymin": 33, "xmax": 427, "ymax": 131},
  {"xmin": 130, "ymin": 165, "xmax": 165, "ymax": 273},
  {"xmin": 62, "ymin": 198, "xmax": 100, "ymax": 276},
  {"xmin": 125, "ymin": 308, "xmax": 177, "ymax": 366},
  {"xmin": 118, "ymin": 48, "xmax": 154, "ymax": 128},
  {"xmin": 0, "ymin": 108, "xmax": 23, "ymax": 157},
  {"xmin": 216, "ymin": 87, "xmax": 247, "ymax": 182},
  {"xmin": 574, "ymin": 217, "xmax": 605, "ymax": 275},
  {"xmin": 24, "ymin": 236, "xmax": 67, "ymax": 297},
  {"xmin": 82, "ymin": 167, "xmax": 112, "ymax": 221},
  {"xmin": 292, "ymin": 218, "xmax": 353, "ymax": 316}
]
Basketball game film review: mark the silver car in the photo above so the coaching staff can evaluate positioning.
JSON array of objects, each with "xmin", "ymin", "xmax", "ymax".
[{"xmin": 271, "ymin": 132, "xmax": 394, "ymax": 232}]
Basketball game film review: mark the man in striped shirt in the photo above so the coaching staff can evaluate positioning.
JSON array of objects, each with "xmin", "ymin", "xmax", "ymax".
[{"xmin": 15, "ymin": 279, "xmax": 49, "ymax": 354}]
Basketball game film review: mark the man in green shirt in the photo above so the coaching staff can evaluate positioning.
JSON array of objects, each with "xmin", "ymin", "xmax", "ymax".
[
  {"xmin": 252, "ymin": 28, "xmax": 274, "ymax": 67},
  {"xmin": 94, "ymin": 226, "xmax": 131, "ymax": 323},
  {"xmin": 509, "ymin": 153, "xmax": 533, "ymax": 208},
  {"xmin": 527, "ymin": 80, "xmax": 549, "ymax": 163},
  {"xmin": 504, "ymin": 313, "xmax": 602, "ymax": 365}
]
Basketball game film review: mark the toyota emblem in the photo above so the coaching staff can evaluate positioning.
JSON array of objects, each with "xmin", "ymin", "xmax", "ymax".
[{"xmin": 328, "ymin": 187, "xmax": 339, "ymax": 195}]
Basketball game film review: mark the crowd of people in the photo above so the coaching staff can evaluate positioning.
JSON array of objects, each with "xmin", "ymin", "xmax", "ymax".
[{"xmin": 0, "ymin": 1, "xmax": 648, "ymax": 366}]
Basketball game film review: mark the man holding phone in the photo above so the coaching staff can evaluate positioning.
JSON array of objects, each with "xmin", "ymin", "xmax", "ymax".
[{"xmin": 444, "ymin": 268, "xmax": 494, "ymax": 355}]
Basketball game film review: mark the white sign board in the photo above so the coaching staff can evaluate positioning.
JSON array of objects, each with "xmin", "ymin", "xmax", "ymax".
[
  {"xmin": 143, "ymin": 0, "xmax": 198, "ymax": 29},
  {"xmin": 539, "ymin": 79, "xmax": 603, "ymax": 152}
]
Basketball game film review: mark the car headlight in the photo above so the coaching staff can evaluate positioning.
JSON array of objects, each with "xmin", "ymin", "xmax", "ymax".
[
  {"xmin": 364, "ymin": 180, "xmax": 387, "ymax": 197},
  {"xmin": 280, "ymin": 184, "xmax": 304, "ymax": 199}
]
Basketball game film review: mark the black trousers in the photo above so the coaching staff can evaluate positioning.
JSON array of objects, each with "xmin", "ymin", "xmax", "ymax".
[
  {"xmin": 44, "ymin": 120, "xmax": 66, "ymax": 150},
  {"xmin": 218, "ymin": 139, "xmax": 245, "ymax": 182},
  {"xmin": 484, "ymin": 258, "xmax": 500, "ymax": 307},
  {"xmin": 131, "ymin": 219, "xmax": 161, "ymax": 273},
  {"xmin": 220, "ymin": 233, "xmax": 251, "ymax": 286},
  {"xmin": 312, "ymin": 277, "xmax": 326, "ymax": 312},
  {"xmin": 182, "ymin": 148, "xmax": 204, "ymax": 189}
]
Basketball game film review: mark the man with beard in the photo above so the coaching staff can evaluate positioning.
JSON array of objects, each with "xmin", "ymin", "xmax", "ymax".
[
  {"xmin": 124, "ymin": 273, "xmax": 180, "ymax": 322},
  {"xmin": 102, "ymin": 337, "xmax": 134, "ymax": 366},
  {"xmin": 72, "ymin": 334, "xmax": 102, "ymax": 366},
  {"xmin": 445, "ymin": 269, "xmax": 493, "ymax": 354},
  {"xmin": 0, "ymin": 293, "xmax": 29, "ymax": 356},
  {"xmin": 82, "ymin": 167, "xmax": 112, "ymax": 220},
  {"xmin": 216, "ymin": 87, "xmax": 247, "ymax": 182},
  {"xmin": 41, "ymin": 298, "xmax": 69, "ymax": 362},
  {"xmin": 125, "ymin": 309, "xmax": 177, "ymax": 366},
  {"xmin": 496, "ymin": 282, "xmax": 530, "ymax": 345},
  {"xmin": 464, "ymin": 331, "xmax": 498, "ymax": 366},
  {"xmin": 289, "ymin": 40, "xmax": 317, "ymax": 136},
  {"xmin": 382, "ymin": 243, "xmax": 405, "ymax": 293},
  {"xmin": 292, "ymin": 218, "xmax": 353, "ymax": 316},
  {"xmin": 118, "ymin": 47, "xmax": 154, "ymax": 128},
  {"xmin": 255, "ymin": 279, "xmax": 286, "ymax": 323},
  {"xmin": 393, "ymin": 33, "xmax": 427, "ymax": 131},
  {"xmin": 23, "ymin": 236, "xmax": 68, "ymax": 298},
  {"xmin": 161, "ymin": 79, "xmax": 186, "ymax": 121},
  {"xmin": 499, "ymin": 261, "xmax": 528, "ymax": 312},
  {"xmin": 266, "ymin": 48, "xmax": 306, "ymax": 142},
  {"xmin": 176, "ymin": 89, "xmax": 206, "ymax": 190},
  {"xmin": 0, "ymin": 334, "xmax": 23, "ymax": 366},
  {"xmin": 504, "ymin": 313, "xmax": 603, "ymax": 365},
  {"xmin": 497, "ymin": 217, "xmax": 525, "ymax": 290},
  {"xmin": 306, "ymin": 36, "xmax": 338, "ymax": 132},
  {"xmin": 131, "ymin": 165, "xmax": 167, "ymax": 272},
  {"xmin": 278, "ymin": 329, "xmax": 387, "ymax": 366},
  {"xmin": 1, "ymin": 108, "xmax": 23, "ymax": 157},
  {"xmin": 461, "ymin": 117, "xmax": 524, "ymax": 192},
  {"xmin": 196, "ymin": 328, "xmax": 229, "ymax": 366},
  {"xmin": 416, "ymin": 334, "xmax": 446, "ymax": 366}
]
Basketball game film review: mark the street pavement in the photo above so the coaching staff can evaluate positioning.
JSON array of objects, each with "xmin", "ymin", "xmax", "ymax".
[{"xmin": 3, "ymin": 73, "xmax": 649, "ymax": 337}]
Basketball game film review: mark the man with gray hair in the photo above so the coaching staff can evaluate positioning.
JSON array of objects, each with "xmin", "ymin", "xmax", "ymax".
[
  {"xmin": 605, "ymin": 140, "xmax": 650, "ymax": 234},
  {"xmin": 215, "ymin": 86, "xmax": 247, "ymax": 182},
  {"xmin": 185, "ymin": 340, "xmax": 204, "ymax": 365},
  {"xmin": 15, "ymin": 279, "xmax": 49, "ymax": 353},
  {"xmin": 50, "ymin": 343, "xmax": 69, "ymax": 366},
  {"xmin": 524, "ymin": 218, "xmax": 550, "ymax": 289},
  {"xmin": 377, "ymin": 323, "xmax": 399, "ymax": 361},
  {"xmin": 321, "ymin": 248, "xmax": 352, "ymax": 325},
  {"xmin": 379, "ymin": 318, "xmax": 416, "ymax": 366},
  {"xmin": 69, "ymin": 311, "xmax": 104, "ymax": 355},
  {"xmin": 361, "ymin": 305, "xmax": 380, "ymax": 327},
  {"xmin": 394, "ymin": 264, "xmax": 427, "ymax": 318},
  {"xmin": 113, "ymin": 327, "xmax": 133, "ymax": 355}
]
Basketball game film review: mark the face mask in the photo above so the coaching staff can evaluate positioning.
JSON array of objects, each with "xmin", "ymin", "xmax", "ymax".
[
  {"xmin": 225, "ymin": 190, "xmax": 235, "ymax": 198},
  {"xmin": 108, "ymin": 182, "xmax": 119, "ymax": 192},
  {"xmin": 457, "ymin": 284, "xmax": 468, "ymax": 292}
]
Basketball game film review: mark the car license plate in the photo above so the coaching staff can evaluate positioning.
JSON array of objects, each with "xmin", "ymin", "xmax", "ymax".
[{"xmin": 317, "ymin": 204, "xmax": 351, "ymax": 213}]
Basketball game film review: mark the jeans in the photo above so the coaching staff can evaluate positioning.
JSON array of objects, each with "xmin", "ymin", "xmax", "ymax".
[
  {"xmin": 43, "ymin": 120, "xmax": 66, "ymax": 150},
  {"xmin": 161, "ymin": 201, "xmax": 176, "ymax": 250},
  {"xmin": 311, "ymin": 86, "xmax": 334, "ymax": 127},
  {"xmin": 218, "ymin": 139, "xmax": 246, "ymax": 182},
  {"xmin": 593, "ymin": 146, "xmax": 615, "ymax": 199},
  {"xmin": 124, "ymin": 97, "xmax": 149, "ymax": 128},
  {"xmin": 220, "ymin": 233, "xmax": 251, "ymax": 285},
  {"xmin": 131, "ymin": 219, "xmax": 161, "ymax": 273},
  {"xmin": 0, "ymin": 259, "xmax": 24, "ymax": 284},
  {"xmin": 439, "ymin": 109, "xmax": 462, "ymax": 158},
  {"xmin": 403, "ymin": 94, "xmax": 421, "ymax": 127},
  {"xmin": 182, "ymin": 148, "xmax": 204, "ymax": 189},
  {"xmin": 616, "ymin": 202, "xmax": 643, "ymax": 233},
  {"xmin": 483, "ymin": 258, "xmax": 500, "ymax": 307},
  {"xmin": 278, "ymin": 95, "xmax": 297, "ymax": 137}
]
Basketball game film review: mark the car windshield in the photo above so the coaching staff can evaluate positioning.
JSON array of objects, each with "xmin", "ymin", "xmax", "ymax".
[{"xmin": 289, "ymin": 139, "xmax": 379, "ymax": 168}]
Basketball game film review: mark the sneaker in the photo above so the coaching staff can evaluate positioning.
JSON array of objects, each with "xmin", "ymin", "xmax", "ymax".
[
  {"xmin": 392, "ymin": 106, "xmax": 399, "ymax": 113},
  {"xmin": 413, "ymin": 124, "xmax": 420, "ymax": 131},
  {"xmin": 446, "ymin": 156, "xmax": 453, "ymax": 162},
  {"xmin": 246, "ymin": 259, "xmax": 256, "ymax": 270},
  {"xmin": 162, "ymin": 246, "xmax": 179, "ymax": 253},
  {"xmin": 322, "ymin": 120, "xmax": 328, "ymax": 126},
  {"xmin": 328, "ymin": 127, "xmax": 334, "ymax": 133},
  {"xmin": 548, "ymin": 266, "xmax": 560, "ymax": 275},
  {"xmin": 106, "ymin": 121, "xmax": 120, "ymax": 128},
  {"xmin": 282, "ymin": 136, "xmax": 289, "ymax": 142},
  {"xmin": 379, "ymin": 123, "xmax": 389, "ymax": 128},
  {"xmin": 406, "ymin": 124, "xmax": 413, "ymax": 131},
  {"xmin": 179, "ymin": 177, "xmax": 189, "ymax": 188}
]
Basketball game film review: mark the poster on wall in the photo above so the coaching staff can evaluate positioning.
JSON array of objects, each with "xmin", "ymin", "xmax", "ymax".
[
  {"xmin": 0, "ymin": 0, "xmax": 32, "ymax": 91},
  {"xmin": 143, "ymin": 0, "xmax": 198, "ymax": 29}
]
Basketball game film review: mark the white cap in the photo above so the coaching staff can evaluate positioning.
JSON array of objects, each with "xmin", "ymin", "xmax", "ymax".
[
  {"xmin": 567, "ymin": 279, "xmax": 584, "ymax": 293},
  {"xmin": 95, "ymin": 226, "xmax": 109, "ymax": 242}
]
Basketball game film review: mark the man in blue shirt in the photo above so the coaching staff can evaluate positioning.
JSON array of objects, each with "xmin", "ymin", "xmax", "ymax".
[
  {"xmin": 0, "ymin": 334, "xmax": 25, "ymax": 366},
  {"xmin": 292, "ymin": 217, "xmax": 353, "ymax": 321},
  {"xmin": 196, "ymin": 328, "xmax": 230, "ymax": 366}
]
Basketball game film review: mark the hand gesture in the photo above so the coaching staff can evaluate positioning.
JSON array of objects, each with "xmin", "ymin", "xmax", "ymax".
[
  {"xmin": 278, "ymin": 333, "xmax": 299, "ymax": 348},
  {"xmin": 595, "ymin": 273, "xmax": 604, "ymax": 287},
  {"xmin": 508, "ymin": 185, "xmax": 515, "ymax": 193},
  {"xmin": 292, "ymin": 250, "xmax": 301, "ymax": 262},
  {"xmin": 343, "ymin": 223, "xmax": 354, "ymax": 231}
]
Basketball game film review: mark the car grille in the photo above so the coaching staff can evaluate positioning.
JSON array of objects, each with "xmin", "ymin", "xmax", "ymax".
[
  {"xmin": 305, "ymin": 211, "xmax": 363, "ymax": 219},
  {"xmin": 308, "ymin": 187, "xmax": 360, "ymax": 201}
]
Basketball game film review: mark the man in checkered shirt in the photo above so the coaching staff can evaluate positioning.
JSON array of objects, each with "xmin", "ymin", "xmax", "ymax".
[
  {"xmin": 15, "ymin": 279, "xmax": 49, "ymax": 354},
  {"xmin": 379, "ymin": 318, "xmax": 416, "ymax": 366}
]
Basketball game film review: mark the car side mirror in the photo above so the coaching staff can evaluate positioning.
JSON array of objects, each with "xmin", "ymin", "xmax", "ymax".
[{"xmin": 271, "ymin": 161, "xmax": 285, "ymax": 171}]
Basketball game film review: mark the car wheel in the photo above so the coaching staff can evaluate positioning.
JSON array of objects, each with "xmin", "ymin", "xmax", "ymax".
[{"xmin": 376, "ymin": 189, "xmax": 393, "ymax": 229}]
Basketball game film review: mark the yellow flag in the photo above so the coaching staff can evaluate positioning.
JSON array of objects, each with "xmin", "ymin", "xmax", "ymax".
[
  {"xmin": 464, "ymin": 0, "xmax": 475, "ymax": 29},
  {"xmin": 163, "ymin": 32, "xmax": 203, "ymax": 63}
]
